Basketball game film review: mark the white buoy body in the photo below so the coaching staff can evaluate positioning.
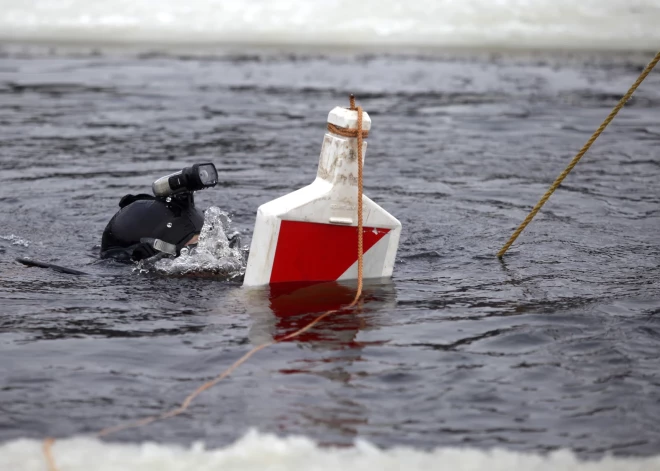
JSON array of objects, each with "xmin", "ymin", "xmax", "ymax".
[{"xmin": 243, "ymin": 106, "xmax": 401, "ymax": 287}]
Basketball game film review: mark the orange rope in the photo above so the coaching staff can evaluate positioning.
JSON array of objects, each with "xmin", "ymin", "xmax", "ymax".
[
  {"xmin": 43, "ymin": 438, "xmax": 57, "ymax": 471},
  {"xmin": 356, "ymin": 104, "xmax": 365, "ymax": 296},
  {"xmin": 328, "ymin": 123, "xmax": 369, "ymax": 139},
  {"xmin": 43, "ymin": 95, "xmax": 368, "ymax": 470}
]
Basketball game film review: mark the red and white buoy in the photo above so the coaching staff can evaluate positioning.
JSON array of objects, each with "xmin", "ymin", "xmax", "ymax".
[{"xmin": 243, "ymin": 104, "xmax": 401, "ymax": 287}]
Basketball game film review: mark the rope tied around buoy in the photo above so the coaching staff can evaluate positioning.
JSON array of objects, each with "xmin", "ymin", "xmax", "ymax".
[
  {"xmin": 42, "ymin": 95, "xmax": 368, "ymax": 471},
  {"xmin": 328, "ymin": 95, "xmax": 369, "ymax": 140},
  {"xmin": 328, "ymin": 122, "xmax": 369, "ymax": 139},
  {"xmin": 497, "ymin": 51, "xmax": 660, "ymax": 258}
]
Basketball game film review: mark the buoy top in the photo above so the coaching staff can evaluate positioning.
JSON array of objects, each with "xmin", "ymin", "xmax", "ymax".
[{"xmin": 327, "ymin": 106, "xmax": 372, "ymax": 132}]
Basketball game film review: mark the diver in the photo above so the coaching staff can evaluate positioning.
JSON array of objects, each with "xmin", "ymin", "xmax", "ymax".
[
  {"xmin": 100, "ymin": 163, "xmax": 218, "ymax": 262},
  {"xmin": 16, "ymin": 162, "xmax": 241, "ymax": 275}
]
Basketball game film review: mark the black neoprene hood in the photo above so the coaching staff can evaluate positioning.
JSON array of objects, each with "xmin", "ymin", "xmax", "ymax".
[{"xmin": 100, "ymin": 194, "xmax": 204, "ymax": 262}]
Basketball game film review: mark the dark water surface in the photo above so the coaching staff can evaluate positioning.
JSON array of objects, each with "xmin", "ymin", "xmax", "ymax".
[{"xmin": 1, "ymin": 49, "xmax": 659, "ymax": 457}]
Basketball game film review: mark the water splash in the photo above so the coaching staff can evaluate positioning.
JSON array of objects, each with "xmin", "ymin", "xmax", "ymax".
[
  {"xmin": 0, "ymin": 234, "xmax": 30, "ymax": 247},
  {"xmin": 137, "ymin": 207, "xmax": 247, "ymax": 280}
]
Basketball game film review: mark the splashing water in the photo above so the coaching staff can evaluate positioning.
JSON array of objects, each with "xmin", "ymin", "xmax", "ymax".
[
  {"xmin": 137, "ymin": 207, "xmax": 247, "ymax": 280},
  {"xmin": 0, "ymin": 234, "xmax": 30, "ymax": 247}
]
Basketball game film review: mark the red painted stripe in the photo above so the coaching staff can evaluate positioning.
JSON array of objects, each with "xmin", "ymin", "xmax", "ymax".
[{"xmin": 270, "ymin": 221, "xmax": 390, "ymax": 284}]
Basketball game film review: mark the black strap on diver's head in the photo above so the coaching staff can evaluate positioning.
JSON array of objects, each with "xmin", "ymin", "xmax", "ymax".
[
  {"xmin": 119, "ymin": 193, "xmax": 155, "ymax": 208},
  {"xmin": 140, "ymin": 238, "xmax": 177, "ymax": 256}
]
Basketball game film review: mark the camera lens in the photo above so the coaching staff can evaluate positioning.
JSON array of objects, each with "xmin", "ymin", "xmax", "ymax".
[{"xmin": 197, "ymin": 164, "xmax": 217, "ymax": 185}]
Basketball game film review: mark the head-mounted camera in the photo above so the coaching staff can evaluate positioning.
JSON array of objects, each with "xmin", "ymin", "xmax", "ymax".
[
  {"xmin": 101, "ymin": 163, "xmax": 217, "ymax": 262},
  {"xmin": 152, "ymin": 163, "xmax": 218, "ymax": 197}
]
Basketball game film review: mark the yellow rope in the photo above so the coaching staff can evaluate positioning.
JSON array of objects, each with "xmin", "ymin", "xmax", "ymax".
[
  {"xmin": 497, "ymin": 51, "xmax": 660, "ymax": 258},
  {"xmin": 42, "ymin": 95, "xmax": 368, "ymax": 471}
]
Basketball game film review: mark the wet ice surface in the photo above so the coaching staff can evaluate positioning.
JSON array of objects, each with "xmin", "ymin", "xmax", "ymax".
[
  {"xmin": 5, "ymin": 430, "xmax": 660, "ymax": 471},
  {"xmin": 0, "ymin": 49, "xmax": 659, "ymax": 458}
]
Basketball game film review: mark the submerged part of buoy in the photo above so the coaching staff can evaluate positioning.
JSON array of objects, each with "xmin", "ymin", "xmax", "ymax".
[{"xmin": 243, "ymin": 105, "xmax": 401, "ymax": 287}]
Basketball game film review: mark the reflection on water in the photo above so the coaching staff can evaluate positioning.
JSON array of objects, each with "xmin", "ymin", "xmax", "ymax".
[
  {"xmin": 245, "ymin": 279, "xmax": 396, "ymax": 347},
  {"xmin": 242, "ymin": 279, "xmax": 396, "ymax": 444}
]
